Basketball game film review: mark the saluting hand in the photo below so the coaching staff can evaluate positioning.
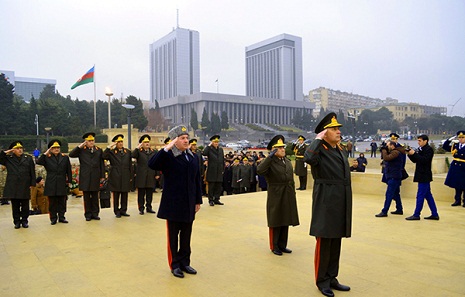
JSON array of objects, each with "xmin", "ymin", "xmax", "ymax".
[
  {"xmin": 79, "ymin": 141, "xmax": 86, "ymax": 148},
  {"xmin": 165, "ymin": 137, "xmax": 178, "ymax": 151},
  {"xmin": 316, "ymin": 129, "xmax": 327, "ymax": 140},
  {"xmin": 4, "ymin": 149, "xmax": 14, "ymax": 154}
]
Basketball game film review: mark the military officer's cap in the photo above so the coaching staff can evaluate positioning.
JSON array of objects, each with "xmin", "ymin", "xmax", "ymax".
[
  {"xmin": 189, "ymin": 139, "xmax": 198, "ymax": 145},
  {"xmin": 315, "ymin": 112, "xmax": 343, "ymax": 133},
  {"xmin": 389, "ymin": 133, "xmax": 400, "ymax": 140},
  {"xmin": 243, "ymin": 157, "xmax": 248, "ymax": 162},
  {"xmin": 168, "ymin": 125, "xmax": 189, "ymax": 140},
  {"xmin": 139, "ymin": 134, "xmax": 151, "ymax": 143},
  {"xmin": 164, "ymin": 137, "xmax": 171, "ymax": 144},
  {"xmin": 82, "ymin": 132, "xmax": 96, "ymax": 141},
  {"xmin": 267, "ymin": 135, "xmax": 286, "ymax": 150},
  {"xmin": 9, "ymin": 141, "xmax": 24, "ymax": 150},
  {"xmin": 48, "ymin": 139, "xmax": 61, "ymax": 148},
  {"xmin": 298, "ymin": 135, "xmax": 306, "ymax": 141},
  {"xmin": 456, "ymin": 131, "xmax": 465, "ymax": 138},
  {"xmin": 112, "ymin": 134, "xmax": 124, "ymax": 142},
  {"xmin": 210, "ymin": 135, "xmax": 220, "ymax": 142}
]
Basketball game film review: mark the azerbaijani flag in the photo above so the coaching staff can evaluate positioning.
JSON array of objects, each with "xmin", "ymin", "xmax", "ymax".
[{"xmin": 71, "ymin": 66, "xmax": 94, "ymax": 89}]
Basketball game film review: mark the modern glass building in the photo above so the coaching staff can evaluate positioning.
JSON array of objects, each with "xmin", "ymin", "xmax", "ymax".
[
  {"xmin": 149, "ymin": 27, "xmax": 200, "ymax": 105},
  {"xmin": 1, "ymin": 70, "xmax": 56, "ymax": 102},
  {"xmin": 245, "ymin": 33, "xmax": 303, "ymax": 101}
]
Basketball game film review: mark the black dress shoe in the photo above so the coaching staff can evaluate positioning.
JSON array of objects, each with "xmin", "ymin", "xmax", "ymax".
[
  {"xmin": 21, "ymin": 222, "xmax": 29, "ymax": 228},
  {"xmin": 272, "ymin": 249, "xmax": 283, "ymax": 256},
  {"xmin": 214, "ymin": 200, "xmax": 224, "ymax": 205},
  {"xmin": 51, "ymin": 219, "xmax": 57, "ymax": 225},
  {"xmin": 330, "ymin": 282, "xmax": 351, "ymax": 291},
  {"xmin": 209, "ymin": 201, "xmax": 215, "ymax": 206},
  {"xmin": 146, "ymin": 209, "xmax": 156, "ymax": 213},
  {"xmin": 14, "ymin": 223, "xmax": 21, "ymax": 229},
  {"xmin": 181, "ymin": 266, "xmax": 197, "ymax": 274},
  {"xmin": 296, "ymin": 187, "xmax": 302, "ymax": 190},
  {"xmin": 280, "ymin": 248, "xmax": 292, "ymax": 253},
  {"xmin": 139, "ymin": 210, "xmax": 144, "ymax": 215},
  {"xmin": 120, "ymin": 213, "xmax": 130, "ymax": 217},
  {"xmin": 375, "ymin": 212, "xmax": 387, "ymax": 217},
  {"xmin": 171, "ymin": 268, "xmax": 184, "ymax": 278},
  {"xmin": 390, "ymin": 210, "xmax": 403, "ymax": 215},
  {"xmin": 59, "ymin": 219, "xmax": 69, "ymax": 223},
  {"xmin": 92, "ymin": 216, "xmax": 100, "ymax": 220},
  {"xmin": 424, "ymin": 215, "xmax": 439, "ymax": 220},
  {"xmin": 451, "ymin": 201, "xmax": 460, "ymax": 206},
  {"xmin": 115, "ymin": 214, "xmax": 121, "ymax": 218},
  {"xmin": 319, "ymin": 288, "xmax": 334, "ymax": 297},
  {"xmin": 86, "ymin": 217, "xmax": 92, "ymax": 221},
  {"xmin": 405, "ymin": 215, "xmax": 420, "ymax": 221}
]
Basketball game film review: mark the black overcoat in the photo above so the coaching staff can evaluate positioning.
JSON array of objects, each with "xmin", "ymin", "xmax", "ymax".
[
  {"xmin": 0, "ymin": 151, "xmax": 36, "ymax": 199},
  {"xmin": 103, "ymin": 148, "xmax": 132, "ymax": 192},
  {"xmin": 202, "ymin": 145, "xmax": 224, "ymax": 182},
  {"xmin": 304, "ymin": 139, "xmax": 352, "ymax": 238},
  {"xmin": 37, "ymin": 153, "xmax": 72, "ymax": 196},
  {"xmin": 407, "ymin": 144, "xmax": 433, "ymax": 183},
  {"xmin": 443, "ymin": 140, "xmax": 465, "ymax": 189},
  {"xmin": 69, "ymin": 145, "xmax": 104, "ymax": 191},
  {"xmin": 148, "ymin": 149, "xmax": 202, "ymax": 223},
  {"xmin": 132, "ymin": 148, "xmax": 157, "ymax": 188},
  {"xmin": 257, "ymin": 155, "xmax": 300, "ymax": 228},
  {"xmin": 293, "ymin": 143, "xmax": 308, "ymax": 176}
]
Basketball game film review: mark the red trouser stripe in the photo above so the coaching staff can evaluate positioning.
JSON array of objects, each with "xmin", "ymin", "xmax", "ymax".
[
  {"xmin": 269, "ymin": 228, "xmax": 273, "ymax": 250},
  {"xmin": 166, "ymin": 221, "xmax": 173, "ymax": 269},
  {"xmin": 314, "ymin": 237, "xmax": 321, "ymax": 283}
]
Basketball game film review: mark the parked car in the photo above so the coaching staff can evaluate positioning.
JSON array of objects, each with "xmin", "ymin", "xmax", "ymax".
[{"xmin": 226, "ymin": 143, "xmax": 243, "ymax": 150}]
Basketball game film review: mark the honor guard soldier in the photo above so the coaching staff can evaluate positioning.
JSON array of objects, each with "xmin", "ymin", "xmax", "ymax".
[
  {"xmin": 443, "ymin": 130, "xmax": 465, "ymax": 206},
  {"xmin": 257, "ymin": 135, "xmax": 299, "ymax": 256},
  {"xmin": 293, "ymin": 135, "xmax": 308, "ymax": 190},
  {"xmin": 148, "ymin": 125, "xmax": 202, "ymax": 278},
  {"xmin": 202, "ymin": 135, "xmax": 225, "ymax": 206},
  {"xmin": 69, "ymin": 132, "xmax": 105, "ymax": 221},
  {"xmin": 304, "ymin": 113, "xmax": 352, "ymax": 297},
  {"xmin": 103, "ymin": 134, "xmax": 133, "ymax": 218},
  {"xmin": 37, "ymin": 140, "xmax": 72, "ymax": 225},
  {"xmin": 132, "ymin": 134, "xmax": 158, "ymax": 215},
  {"xmin": 0, "ymin": 141, "xmax": 36, "ymax": 229}
]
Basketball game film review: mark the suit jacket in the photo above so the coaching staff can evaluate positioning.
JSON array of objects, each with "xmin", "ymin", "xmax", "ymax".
[
  {"xmin": 0, "ymin": 151, "xmax": 36, "ymax": 199},
  {"xmin": 257, "ymin": 155, "xmax": 299, "ymax": 228},
  {"xmin": 202, "ymin": 145, "xmax": 224, "ymax": 182},
  {"xmin": 132, "ymin": 147, "xmax": 158, "ymax": 188},
  {"xmin": 103, "ymin": 147, "xmax": 132, "ymax": 192},
  {"xmin": 407, "ymin": 144, "xmax": 433, "ymax": 183},
  {"xmin": 69, "ymin": 145, "xmax": 104, "ymax": 191},
  {"xmin": 148, "ymin": 149, "xmax": 202, "ymax": 223},
  {"xmin": 304, "ymin": 139, "xmax": 352, "ymax": 238},
  {"xmin": 37, "ymin": 153, "xmax": 72, "ymax": 196}
]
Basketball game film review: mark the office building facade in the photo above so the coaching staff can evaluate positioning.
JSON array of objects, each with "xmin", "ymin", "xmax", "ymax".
[
  {"xmin": 245, "ymin": 33, "xmax": 303, "ymax": 101},
  {"xmin": 149, "ymin": 27, "xmax": 200, "ymax": 105},
  {"xmin": 1, "ymin": 70, "xmax": 56, "ymax": 102}
]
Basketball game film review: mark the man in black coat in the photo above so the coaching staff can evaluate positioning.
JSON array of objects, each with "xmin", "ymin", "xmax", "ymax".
[
  {"xmin": 132, "ymin": 134, "xmax": 158, "ymax": 215},
  {"xmin": 148, "ymin": 125, "xmax": 202, "ymax": 278},
  {"xmin": 103, "ymin": 134, "xmax": 133, "ymax": 218},
  {"xmin": 202, "ymin": 135, "xmax": 224, "ymax": 206},
  {"xmin": 69, "ymin": 132, "xmax": 105, "ymax": 221},
  {"xmin": 0, "ymin": 141, "xmax": 36, "ymax": 229},
  {"xmin": 292, "ymin": 135, "xmax": 308, "ymax": 190},
  {"xmin": 304, "ymin": 113, "xmax": 352, "ymax": 297},
  {"xmin": 405, "ymin": 135, "xmax": 439, "ymax": 220},
  {"xmin": 37, "ymin": 140, "xmax": 72, "ymax": 225}
]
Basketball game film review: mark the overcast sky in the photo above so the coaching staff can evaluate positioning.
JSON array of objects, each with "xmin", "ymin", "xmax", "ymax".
[{"xmin": 1, "ymin": 0, "xmax": 464, "ymax": 116}]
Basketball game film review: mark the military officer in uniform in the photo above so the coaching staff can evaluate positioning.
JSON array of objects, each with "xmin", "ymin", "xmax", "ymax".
[
  {"xmin": 37, "ymin": 140, "xmax": 72, "ymax": 225},
  {"xmin": 293, "ymin": 135, "xmax": 308, "ymax": 190},
  {"xmin": 443, "ymin": 130, "xmax": 465, "ymax": 206},
  {"xmin": 257, "ymin": 135, "xmax": 299, "ymax": 256},
  {"xmin": 103, "ymin": 134, "xmax": 133, "ymax": 218},
  {"xmin": 132, "ymin": 134, "xmax": 158, "ymax": 215},
  {"xmin": 0, "ymin": 141, "xmax": 36, "ymax": 229},
  {"xmin": 69, "ymin": 132, "xmax": 105, "ymax": 221},
  {"xmin": 148, "ymin": 125, "xmax": 202, "ymax": 278},
  {"xmin": 304, "ymin": 113, "xmax": 352, "ymax": 297},
  {"xmin": 202, "ymin": 135, "xmax": 225, "ymax": 206}
]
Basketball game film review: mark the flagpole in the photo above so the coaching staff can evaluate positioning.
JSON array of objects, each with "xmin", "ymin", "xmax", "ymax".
[{"xmin": 93, "ymin": 64, "xmax": 97, "ymax": 128}]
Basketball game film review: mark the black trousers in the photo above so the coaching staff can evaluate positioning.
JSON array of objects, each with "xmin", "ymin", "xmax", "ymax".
[
  {"xmin": 11, "ymin": 199, "xmax": 29, "ymax": 224},
  {"xmin": 112, "ymin": 192, "xmax": 128, "ymax": 215},
  {"xmin": 49, "ymin": 196, "xmax": 67, "ymax": 221},
  {"xmin": 299, "ymin": 176, "xmax": 307, "ymax": 189},
  {"xmin": 167, "ymin": 220, "xmax": 193, "ymax": 270},
  {"xmin": 269, "ymin": 226, "xmax": 289, "ymax": 251},
  {"xmin": 314, "ymin": 237, "xmax": 342, "ymax": 290},
  {"xmin": 83, "ymin": 191, "xmax": 100, "ymax": 219},
  {"xmin": 137, "ymin": 188, "xmax": 154, "ymax": 211},
  {"xmin": 208, "ymin": 182, "xmax": 222, "ymax": 202}
]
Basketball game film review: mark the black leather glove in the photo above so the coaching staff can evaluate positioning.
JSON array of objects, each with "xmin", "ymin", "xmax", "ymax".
[{"xmin": 268, "ymin": 149, "xmax": 278, "ymax": 158}]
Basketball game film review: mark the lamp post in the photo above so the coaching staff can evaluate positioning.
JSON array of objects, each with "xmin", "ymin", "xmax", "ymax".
[
  {"xmin": 122, "ymin": 104, "xmax": 135, "ymax": 149},
  {"xmin": 105, "ymin": 88, "xmax": 113, "ymax": 129},
  {"xmin": 44, "ymin": 127, "xmax": 52, "ymax": 145},
  {"xmin": 34, "ymin": 114, "xmax": 40, "ymax": 149}
]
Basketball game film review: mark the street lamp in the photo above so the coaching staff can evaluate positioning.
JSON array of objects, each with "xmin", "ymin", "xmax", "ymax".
[
  {"xmin": 44, "ymin": 127, "xmax": 52, "ymax": 145},
  {"xmin": 34, "ymin": 114, "xmax": 39, "ymax": 149},
  {"xmin": 122, "ymin": 104, "xmax": 135, "ymax": 149},
  {"xmin": 105, "ymin": 87, "xmax": 113, "ymax": 129}
]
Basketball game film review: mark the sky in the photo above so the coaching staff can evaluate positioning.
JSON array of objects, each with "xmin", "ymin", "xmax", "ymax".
[{"xmin": 1, "ymin": 0, "xmax": 465, "ymax": 117}]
